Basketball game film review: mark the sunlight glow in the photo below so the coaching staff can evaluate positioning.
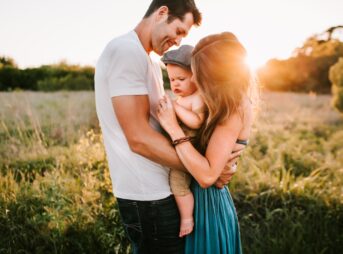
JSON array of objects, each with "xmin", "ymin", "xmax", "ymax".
[
  {"xmin": 1, "ymin": 0, "xmax": 343, "ymax": 68},
  {"xmin": 244, "ymin": 54, "xmax": 266, "ymax": 71}
]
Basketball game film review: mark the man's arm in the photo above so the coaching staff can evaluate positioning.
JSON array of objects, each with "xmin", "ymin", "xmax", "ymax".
[
  {"xmin": 112, "ymin": 95, "xmax": 186, "ymax": 171},
  {"xmin": 113, "ymin": 94, "xmax": 241, "ymax": 183}
]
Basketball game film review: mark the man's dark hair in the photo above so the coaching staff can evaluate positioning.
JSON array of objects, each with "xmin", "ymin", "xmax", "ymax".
[{"xmin": 143, "ymin": 0, "xmax": 202, "ymax": 26}]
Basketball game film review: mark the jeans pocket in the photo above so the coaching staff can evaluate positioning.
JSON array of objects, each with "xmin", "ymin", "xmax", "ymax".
[{"xmin": 117, "ymin": 200, "xmax": 142, "ymax": 244}]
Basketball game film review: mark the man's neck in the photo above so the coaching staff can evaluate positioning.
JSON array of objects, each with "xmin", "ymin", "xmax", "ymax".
[{"xmin": 134, "ymin": 19, "xmax": 153, "ymax": 54}]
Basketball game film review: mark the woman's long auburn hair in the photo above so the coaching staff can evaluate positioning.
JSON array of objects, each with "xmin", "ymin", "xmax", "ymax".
[{"xmin": 191, "ymin": 32, "xmax": 256, "ymax": 154}]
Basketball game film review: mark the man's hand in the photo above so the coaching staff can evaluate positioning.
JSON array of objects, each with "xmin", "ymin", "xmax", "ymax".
[{"xmin": 214, "ymin": 149, "xmax": 242, "ymax": 188}]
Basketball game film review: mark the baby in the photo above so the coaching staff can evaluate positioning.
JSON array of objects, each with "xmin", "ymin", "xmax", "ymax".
[{"xmin": 161, "ymin": 45, "xmax": 206, "ymax": 237}]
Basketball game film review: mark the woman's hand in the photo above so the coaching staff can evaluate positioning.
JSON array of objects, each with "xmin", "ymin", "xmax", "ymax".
[
  {"xmin": 156, "ymin": 95, "xmax": 180, "ymax": 136},
  {"xmin": 214, "ymin": 149, "xmax": 242, "ymax": 188},
  {"xmin": 214, "ymin": 163, "xmax": 237, "ymax": 188}
]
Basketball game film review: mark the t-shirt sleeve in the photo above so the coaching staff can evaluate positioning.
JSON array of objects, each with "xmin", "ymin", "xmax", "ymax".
[{"xmin": 107, "ymin": 43, "xmax": 148, "ymax": 97}]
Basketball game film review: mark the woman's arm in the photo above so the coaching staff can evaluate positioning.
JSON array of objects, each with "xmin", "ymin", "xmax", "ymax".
[{"xmin": 157, "ymin": 96, "xmax": 243, "ymax": 188}]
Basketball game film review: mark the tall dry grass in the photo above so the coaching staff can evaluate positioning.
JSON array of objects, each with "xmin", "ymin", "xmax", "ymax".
[{"xmin": 0, "ymin": 91, "xmax": 342, "ymax": 253}]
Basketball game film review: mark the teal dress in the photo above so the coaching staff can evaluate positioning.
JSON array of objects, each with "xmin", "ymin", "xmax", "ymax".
[{"xmin": 185, "ymin": 139, "xmax": 247, "ymax": 254}]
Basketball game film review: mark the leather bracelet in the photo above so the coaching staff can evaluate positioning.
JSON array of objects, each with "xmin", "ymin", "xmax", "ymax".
[{"xmin": 172, "ymin": 136, "xmax": 194, "ymax": 146}]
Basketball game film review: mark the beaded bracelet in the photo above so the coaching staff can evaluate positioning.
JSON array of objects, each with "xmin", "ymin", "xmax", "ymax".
[{"xmin": 172, "ymin": 136, "xmax": 194, "ymax": 146}]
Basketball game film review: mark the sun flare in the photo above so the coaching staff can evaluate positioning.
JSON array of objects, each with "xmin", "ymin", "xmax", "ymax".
[{"xmin": 244, "ymin": 54, "xmax": 266, "ymax": 71}]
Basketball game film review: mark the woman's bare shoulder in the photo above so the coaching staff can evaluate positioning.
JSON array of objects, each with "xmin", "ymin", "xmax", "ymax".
[{"xmin": 218, "ymin": 97, "xmax": 253, "ymax": 135}]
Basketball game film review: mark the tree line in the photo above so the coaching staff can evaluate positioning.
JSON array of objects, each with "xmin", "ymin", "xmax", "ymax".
[
  {"xmin": 0, "ymin": 26, "xmax": 342, "ymax": 113},
  {"xmin": 0, "ymin": 59, "xmax": 94, "ymax": 91},
  {"xmin": 0, "ymin": 57, "xmax": 173, "ymax": 92},
  {"xmin": 257, "ymin": 25, "xmax": 343, "ymax": 113},
  {"xmin": 258, "ymin": 26, "xmax": 343, "ymax": 94}
]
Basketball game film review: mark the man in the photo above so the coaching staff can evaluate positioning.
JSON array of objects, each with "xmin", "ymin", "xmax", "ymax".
[{"xmin": 95, "ymin": 1, "xmax": 239, "ymax": 253}]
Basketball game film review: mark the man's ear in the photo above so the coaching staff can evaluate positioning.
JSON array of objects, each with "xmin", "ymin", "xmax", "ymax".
[{"xmin": 155, "ymin": 6, "xmax": 169, "ymax": 21}]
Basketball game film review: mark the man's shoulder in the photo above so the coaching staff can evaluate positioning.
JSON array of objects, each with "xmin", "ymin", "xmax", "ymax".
[{"xmin": 106, "ymin": 31, "xmax": 145, "ymax": 57}]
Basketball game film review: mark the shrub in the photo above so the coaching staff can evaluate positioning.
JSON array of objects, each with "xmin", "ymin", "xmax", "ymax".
[{"xmin": 329, "ymin": 57, "xmax": 343, "ymax": 113}]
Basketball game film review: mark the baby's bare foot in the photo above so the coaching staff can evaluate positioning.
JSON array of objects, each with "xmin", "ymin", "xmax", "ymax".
[{"xmin": 179, "ymin": 218, "xmax": 194, "ymax": 237}]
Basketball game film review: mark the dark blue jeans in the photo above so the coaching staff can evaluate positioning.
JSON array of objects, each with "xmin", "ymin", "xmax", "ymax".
[{"xmin": 117, "ymin": 195, "xmax": 184, "ymax": 254}]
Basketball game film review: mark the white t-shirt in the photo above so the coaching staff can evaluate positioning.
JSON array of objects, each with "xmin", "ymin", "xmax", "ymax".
[{"xmin": 95, "ymin": 31, "xmax": 172, "ymax": 201}]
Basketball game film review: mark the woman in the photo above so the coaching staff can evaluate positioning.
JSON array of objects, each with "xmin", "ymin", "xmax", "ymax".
[{"xmin": 157, "ymin": 32, "xmax": 256, "ymax": 254}]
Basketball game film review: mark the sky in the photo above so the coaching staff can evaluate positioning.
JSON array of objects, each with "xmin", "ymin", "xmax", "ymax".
[{"xmin": 1, "ymin": 0, "xmax": 342, "ymax": 69}]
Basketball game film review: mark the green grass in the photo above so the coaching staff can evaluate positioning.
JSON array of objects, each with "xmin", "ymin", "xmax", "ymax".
[{"xmin": 0, "ymin": 91, "xmax": 342, "ymax": 253}]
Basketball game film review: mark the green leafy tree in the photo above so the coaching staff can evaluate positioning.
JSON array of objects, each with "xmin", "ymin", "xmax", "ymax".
[
  {"xmin": 329, "ymin": 57, "xmax": 343, "ymax": 113},
  {"xmin": 0, "ymin": 57, "xmax": 95, "ymax": 91},
  {"xmin": 37, "ymin": 74, "xmax": 93, "ymax": 91},
  {"xmin": 0, "ymin": 56, "xmax": 17, "ymax": 68},
  {"xmin": 162, "ymin": 68, "xmax": 170, "ymax": 90},
  {"xmin": 258, "ymin": 26, "xmax": 343, "ymax": 93}
]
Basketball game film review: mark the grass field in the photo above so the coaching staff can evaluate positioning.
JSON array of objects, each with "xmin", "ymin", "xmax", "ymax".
[{"xmin": 0, "ymin": 91, "xmax": 342, "ymax": 254}]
